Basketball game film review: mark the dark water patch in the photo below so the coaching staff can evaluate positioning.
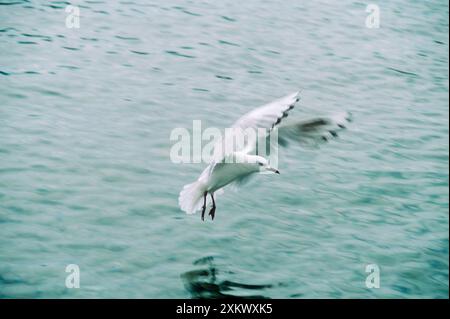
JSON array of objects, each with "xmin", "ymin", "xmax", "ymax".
[
  {"xmin": 7, "ymin": 92, "xmax": 26, "ymax": 99},
  {"xmin": 81, "ymin": 37, "xmax": 99, "ymax": 42},
  {"xmin": 67, "ymin": 204, "xmax": 89, "ymax": 211},
  {"xmin": 49, "ymin": 1, "xmax": 70, "ymax": 4},
  {"xmin": 4, "ymin": 205, "xmax": 28, "ymax": 214},
  {"xmin": 387, "ymin": 67, "xmax": 418, "ymax": 77},
  {"xmin": 93, "ymin": 9, "xmax": 109, "ymax": 15},
  {"xmin": 35, "ymin": 188, "xmax": 50, "ymax": 195},
  {"xmin": 0, "ymin": 274, "xmax": 25, "ymax": 285},
  {"xmin": 115, "ymin": 35, "xmax": 140, "ymax": 41},
  {"xmin": 0, "ymin": 70, "xmax": 10, "ymax": 76},
  {"xmin": 173, "ymin": 6, "xmax": 201, "ymax": 17},
  {"xmin": 21, "ymin": 33, "xmax": 52, "ymax": 41},
  {"xmin": 165, "ymin": 50, "xmax": 196, "ymax": 59},
  {"xmin": 24, "ymin": 71, "xmax": 40, "ymax": 74},
  {"xmin": 96, "ymin": 25, "xmax": 111, "ymax": 31},
  {"xmin": 218, "ymin": 40, "xmax": 240, "ymax": 47},
  {"xmin": 289, "ymin": 293, "xmax": 305, "ymax": 298},
  {"xmin": 58, "ymin": 65, "xmax": 79, "ymax": 70},
  {"xmin": 0, "ymin": 0, "xmax": 29, "ymax": 5},
  {"xmin": 248, "ymin": 70, "xmax": 263, "ymax": 74},
  {"xmin": 192, "ymin": 88, "xmax": 209, "ymax": 92},
  {"xmin": 0, "ymin": 27, "xmax": 18, "ymax": 32},
  {"xmin": 35, "ymin": 88, "xmax": 67, "ymax": 98},
  {"xmin": 43, "ymin": 3, "xmax": 66, "ymax": 9},
  {"xmin": 0, "ymin": 215, "xmax": 19, "ymax": 224},
  {"xmin": 17, "ymin": 40, "xmax": 37, "ymax": 44},
  {"xmin": 130, "ymin": 50, "xmax": 150, "ymax": 55},
  {"xmin": 215, "ymin": 75, "xmax": 233, "ymax": 80},
  {"xmin": 221, "ymin": 15, "xmax": 236, "ymax": 22},
  {"xmin": 130, "ymin": 7, "xmax": 145, "ymax": 15},
  {"xmin": 62, "ymin": 46, "xmax": 80, "ymax": 51}
]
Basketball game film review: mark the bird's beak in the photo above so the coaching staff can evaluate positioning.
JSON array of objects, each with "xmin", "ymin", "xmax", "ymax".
[{"xmin": 267, "ymin": 167, "xmax": 280, "ymax": 174}]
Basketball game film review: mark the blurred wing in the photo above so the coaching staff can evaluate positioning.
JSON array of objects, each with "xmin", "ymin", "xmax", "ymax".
[
  {"xmin": 211, "ymin": 91, "xmax": 300, "ymax": 162},
  {"xmin": 232, "ymin": 91, "xmax": 300, "ymax": 131},
  {"xmin": 277, "ymin": 111, "xmax": 353, "ymax": 147}
]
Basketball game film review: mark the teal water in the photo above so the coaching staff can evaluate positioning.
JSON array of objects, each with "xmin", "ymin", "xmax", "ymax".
[{"xmin": 0, "ymin": 0, "xmax": 448, "ymax": 298}]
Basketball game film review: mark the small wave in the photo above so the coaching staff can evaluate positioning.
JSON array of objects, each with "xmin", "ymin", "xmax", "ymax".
[{"xmin": 165, "ymin": 50, "xmax": 196, "ymax": 59}]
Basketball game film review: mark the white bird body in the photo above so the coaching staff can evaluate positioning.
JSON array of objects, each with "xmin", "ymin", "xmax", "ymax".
[
  {"xmin": 202, "ymin": 153, "xmax": 263, "ymax": 192},
  {"xmin": 179, "ymin": 153, "xmax": 268, "ymax": 216},
  {"xmin": 203, "ymin": 162, "xmax": 250, "ymax": 193},
  {"xmin": 178, "ymin": 91, "xmax": 352, "ymax": 220}
]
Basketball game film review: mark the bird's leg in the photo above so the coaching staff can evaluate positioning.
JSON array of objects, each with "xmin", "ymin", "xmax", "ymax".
[
  {"xmin": 208, "ymin": 193, "xmax": 216, "ymax": 220},
  {"xmin": 201, "ymin": 191, "xmax": 207, "ymax": 221}
]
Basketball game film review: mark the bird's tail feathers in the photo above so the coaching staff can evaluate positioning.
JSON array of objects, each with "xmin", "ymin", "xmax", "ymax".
[{"xmin": 179, "ymin": 181, "xmax": 206, "ymax": 214}]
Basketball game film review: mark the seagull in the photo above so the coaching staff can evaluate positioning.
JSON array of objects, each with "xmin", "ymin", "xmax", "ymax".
[{"xmin": 179, "ymin": 91, "xmax": 352, "ymax": 221}]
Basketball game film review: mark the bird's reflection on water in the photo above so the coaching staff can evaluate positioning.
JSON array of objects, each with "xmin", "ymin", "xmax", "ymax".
[{"xmin": 181, "ymin": 256, "xmax": 272, "ymax": 299}]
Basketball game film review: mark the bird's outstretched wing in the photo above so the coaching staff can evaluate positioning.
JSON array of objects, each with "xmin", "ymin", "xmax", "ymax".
[
  {"xmin": 277, "ymin": 111, "xmax": 353, "ymax": 148},
  {"xmin": 210, "ymin": 91, "xmax": 300, "ymax": 163},
  {"xmin": 232, "ymin": 91, "xmax": 300, "ymax": 131}
]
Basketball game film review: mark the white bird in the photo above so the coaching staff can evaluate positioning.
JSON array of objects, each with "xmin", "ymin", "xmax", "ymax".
[{"xmin": 179, "ymin": 91, "xmax": 352, "ymax": 220}]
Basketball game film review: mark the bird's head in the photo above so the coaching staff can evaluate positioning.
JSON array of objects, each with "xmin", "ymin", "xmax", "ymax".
[{"xmin": 254, "ymin": 156, "xmax": 280, "ymax": 174}]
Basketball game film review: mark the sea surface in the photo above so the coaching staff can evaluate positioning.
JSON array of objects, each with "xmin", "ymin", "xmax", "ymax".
[{"xmin": 0, "ymin": 0, "xmax": 448, "ymax": 298}]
